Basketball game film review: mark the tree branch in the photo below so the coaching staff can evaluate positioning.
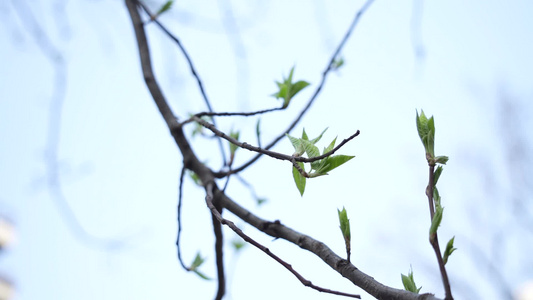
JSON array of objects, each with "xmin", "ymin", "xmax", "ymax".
[
  {"xmin": 126, "ymin": 1, "xmax": 442, "ymax": 299},
  {"xmin": 205, "ymin": 183, "xmax": 361, "ymax": 299}
]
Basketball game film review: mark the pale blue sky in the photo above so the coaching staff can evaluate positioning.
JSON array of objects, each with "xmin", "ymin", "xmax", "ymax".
[{"xmin": 1, "ymin": 1, "xmax": 533, "ymax": 299}]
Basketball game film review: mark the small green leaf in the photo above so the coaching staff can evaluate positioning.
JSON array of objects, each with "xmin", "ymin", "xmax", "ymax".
[
  {"xmin": 256, "ymin": 197, "xmax": 267, "ymax": 206},
  {"xmin": 292, "ymin": 162, "xmax": 306, "ymax": 196},
  {"xmin": 435, "ymin": 156, "xmax": 449, "ymax": 165},
  {"xmin": 232, "ymin": 239, "xmax": 246, "ymax": 251},
  {"xmin": 156, "ymin": 0, "xmax": 174, "ymax": 16},
  {"xmin": 429, "ymin": 204, "xmax": 444, "ymax": 235},
  {"xmin": 443, "ymin": 236, "xmax": 457, "ymax": 265}
]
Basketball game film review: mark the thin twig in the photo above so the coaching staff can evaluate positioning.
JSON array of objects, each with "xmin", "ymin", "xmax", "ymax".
[
  {"xmin": 195, "ymin": 107, "xmax": 283, "ymax": 118},
  {"xmin": 220, "ymin": 0, "xmax": 375, "ymax": 177},
  {"xmin": 176, "ymin": 166, "xmax": 188, "ymax": 270},
  {"xmin": 205, "ymin": 183, "xmax": 361, "ymax": 299}
]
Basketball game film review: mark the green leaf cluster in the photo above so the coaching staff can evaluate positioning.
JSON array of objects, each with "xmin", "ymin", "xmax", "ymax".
[
  {"xmin": 189, "ymin": 252, "xmax": 211, "ymax": 280},
  {"xmin": 287, "ymin": 129, "xmax": 354, "ymax": 196},
  {"xmin": 416, "ymin": 110, "xmax": 449, "ymax": 165},
  {"xmin": 272, "ymin": 67, "xmax": 310, "ymax": 109},
  {"xmin": 401, "ymin": 267, "xmax": 422, "ymax": 294}
]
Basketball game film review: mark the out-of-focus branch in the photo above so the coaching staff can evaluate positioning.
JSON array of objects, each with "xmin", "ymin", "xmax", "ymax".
[
  {"xmin": 12, "ymin": 0, "xmax": 125, "ymax": 249},
  {"xmin": 176, "ymin": 166, "xmax": 188, "ymax": 270}
]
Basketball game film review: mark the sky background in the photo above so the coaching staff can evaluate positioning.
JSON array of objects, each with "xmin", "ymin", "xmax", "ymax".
[{"xmin": 1, "ymin": 0, "xmax": 533, "ymax": 299}]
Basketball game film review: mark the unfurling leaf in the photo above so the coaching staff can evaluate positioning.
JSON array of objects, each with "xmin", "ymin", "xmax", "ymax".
[
  {"xmin": 292, "ymin": 162, "xmax": 306, "ymax": 196},
  {"xmin": 443, "ymin": 236, "xmax": 457, "ymax": 265},
  {"xmin": 416, "ymin": 110, "xmax": 435, "ymax": 157},
  {"xmin": 337, "ymin": 207, "xmax": 351, "ymax": 261},
  {"xmin": 337, "ymin": 207, "xmax": 351, "ymax": 243},
  {"xmin": 271, "ymin": 67, "xmax": 310, "ymax": 109},
  {"xmin": 401, "ymin": 267, "xmax": 422, "ymax": 293}
]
